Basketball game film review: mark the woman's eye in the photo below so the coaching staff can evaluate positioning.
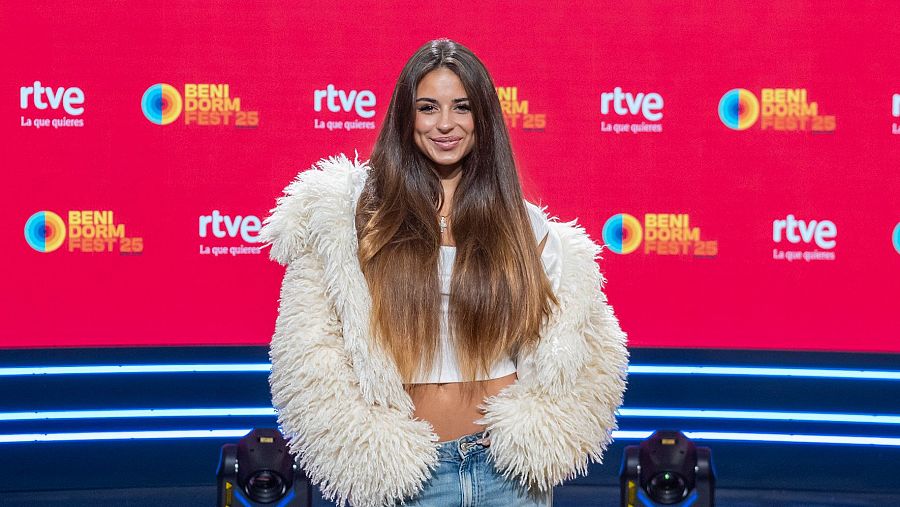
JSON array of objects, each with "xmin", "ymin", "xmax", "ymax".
[{"xmin": 417, "ymin": 104, "xmax": 470, "ymax": 112}]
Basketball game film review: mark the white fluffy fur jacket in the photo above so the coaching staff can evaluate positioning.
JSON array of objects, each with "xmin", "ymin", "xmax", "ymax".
[{"xmin": 259, "ymin": 152, "xmax": 629, "ymax": 507}]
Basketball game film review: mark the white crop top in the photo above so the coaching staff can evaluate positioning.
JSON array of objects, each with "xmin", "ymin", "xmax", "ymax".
[{"xmin": 408, "ymin": 200, "xmax": 563, "ymax": 384}]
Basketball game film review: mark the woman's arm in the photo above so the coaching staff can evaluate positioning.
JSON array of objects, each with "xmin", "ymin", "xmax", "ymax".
[
  {"xmin": 475, "ymin": 226, "xmax": 629, "ymax": 493},
  {"xmin": 267, "ymin": 243, "xmax": 439, "ymax": 507}
]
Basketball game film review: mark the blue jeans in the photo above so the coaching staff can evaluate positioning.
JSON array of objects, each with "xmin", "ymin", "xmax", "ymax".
[{"xmin": 396, "ymin": 430, "xmax": 553, "ymax": 506}]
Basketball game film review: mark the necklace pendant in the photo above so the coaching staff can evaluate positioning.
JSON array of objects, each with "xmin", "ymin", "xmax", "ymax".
[{"xmin": 439, "ymin": 215, "xmax": 447, "ymax": 234}]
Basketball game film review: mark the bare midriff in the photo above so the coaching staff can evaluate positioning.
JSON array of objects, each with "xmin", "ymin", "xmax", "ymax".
[
  {"xmin": 405, "ymin": 372, "xmax": 517, "ymax": 442},
  {"xmin": 404, "ymin": 233, "xmax": 548, "ymax": 443}
]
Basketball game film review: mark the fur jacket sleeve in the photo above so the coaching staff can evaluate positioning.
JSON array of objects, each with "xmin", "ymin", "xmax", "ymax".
[{"xmin": 259, "ymin": 152, "xmax": 629, "ymax": 507}]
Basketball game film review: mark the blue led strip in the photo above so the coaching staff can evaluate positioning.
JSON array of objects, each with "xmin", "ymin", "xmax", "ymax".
[
  {"xmin": 0, "ymin": 429, "xmax": 251, "ymax": 443},
  {"xmin": 4, "ymin": 407, "xmax": 900, "ymax": 425},
  {"xmin": 627, "ymin": 365, "xmax": 900, "ymax": 380},
  {"xmin": 3, "ymin": 364, "xmax": 900, "ymax": 380},
  {"xmin": 0, "ymin": 408, "xmax": 277, "ymax": 421},
  {"xmin": 617, "ymin": 408, "xmax": 900, "ymax": 425},
  {"xmin": 2, "ymin": 429, "xmax": 900, "ymax": 446},
  {"xmin": 0, "ymin": 364, "xmax": 271, "ymax": 376},
  {"xmin": 615, "ymin": 431, "xmax": 900, "ymax": 447}
]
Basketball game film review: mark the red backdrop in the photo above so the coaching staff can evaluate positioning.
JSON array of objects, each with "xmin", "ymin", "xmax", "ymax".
[{"xmin": 4, "ymin": 1, "xmax": 898, "ymax": 352}]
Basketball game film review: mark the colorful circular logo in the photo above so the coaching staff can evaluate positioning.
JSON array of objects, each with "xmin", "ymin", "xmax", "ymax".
[
  {"xmin": 893, "ymin": 222, "xmax": 900, "ymax": 254},
  {"xmin": 602, "ymin": 213, "xmax": 642, "ymax": 254},
  {"xmin": 141, "ymin": 83, "xmax": 183, "ymax": 125},
  {"xmin": 24, "ymin": 211, "xmax": 66, "ymax": 253},
  {"xmin": 718, "ymin": 88, "xmax": 760, "ymax": 130}
]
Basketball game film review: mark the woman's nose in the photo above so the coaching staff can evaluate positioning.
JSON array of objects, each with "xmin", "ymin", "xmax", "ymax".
[{"xmin": 438, "ymin": 109, "xmax": 454, "ymax": 131}]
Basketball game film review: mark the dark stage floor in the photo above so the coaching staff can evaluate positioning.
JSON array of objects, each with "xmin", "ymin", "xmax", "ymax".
[{"xmin": 2, "ymin": 485, "xmax": 898, "ymax": 506}]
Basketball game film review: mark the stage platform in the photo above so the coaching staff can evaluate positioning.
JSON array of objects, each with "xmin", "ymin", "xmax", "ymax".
[{"xmin": 3, "ymin": 485, "xmax": 899, "ymax": 506}]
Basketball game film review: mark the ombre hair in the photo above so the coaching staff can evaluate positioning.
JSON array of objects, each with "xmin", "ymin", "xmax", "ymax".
[{"xmin": 355, "ymin": 38, "xmax": 558, "ymax": 401}]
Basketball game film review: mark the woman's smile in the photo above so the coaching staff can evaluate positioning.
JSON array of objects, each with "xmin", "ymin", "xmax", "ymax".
[{"xmin": 431, "ymin": 136, "xmax": 462, "ymax": 150}]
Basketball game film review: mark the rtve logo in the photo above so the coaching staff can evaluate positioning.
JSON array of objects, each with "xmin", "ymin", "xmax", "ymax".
[
  {"xmin": 314, "ymin": 84, "xmax": 376, "ymax": 118},
  {"xmin": 199, "ymin": 210, "xmax": 261, "ymax": 243},
  {"xmin": 20, "ymin": 81, "xmax": 85, "ymax": 115},
  {"xmin": 892, "ymin": 93, "xmax": 899, "ymax": 117},
  {"xmin": 600, "ymin": 87, "xmax": 663, "ymax": 121},
  {"xmin": 773, "ymin": 214, "xmax": 836, "ymax": 249}
]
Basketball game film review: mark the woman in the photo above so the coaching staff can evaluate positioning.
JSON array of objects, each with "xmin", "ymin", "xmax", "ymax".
[{"xmin": 260, "ymin": 39, "xmax": 628, "ymax": 507}]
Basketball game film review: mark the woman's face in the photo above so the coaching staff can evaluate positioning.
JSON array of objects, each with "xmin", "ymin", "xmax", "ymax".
[{"xmin": 413, "ymin": 67, "xmax": 476, "ymax": 175}]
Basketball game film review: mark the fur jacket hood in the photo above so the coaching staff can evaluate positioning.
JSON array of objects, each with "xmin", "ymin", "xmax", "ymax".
[{"xmin": 259, "ymin": 152, "xmax": 629, "ymax": 507}]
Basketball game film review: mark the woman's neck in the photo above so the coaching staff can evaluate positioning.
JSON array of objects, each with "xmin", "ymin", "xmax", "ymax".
[{"xmin": 434, "ymin": 165, "xmax": 462, "ymax": 214}]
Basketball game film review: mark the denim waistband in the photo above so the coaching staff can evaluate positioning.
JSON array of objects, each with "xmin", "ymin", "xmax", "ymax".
[{"xmin": 436, "ymin": 429, "xmax": 491, "ymax": 462}]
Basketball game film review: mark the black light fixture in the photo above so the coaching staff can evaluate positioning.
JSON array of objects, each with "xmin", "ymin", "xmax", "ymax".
[
  {"xmin": 217, "ymin": 428, "xmax": 311, "ymax": 507},
  {"xmin": 620, "ymin": 430, "xmax": 715, "ymax": 507}
]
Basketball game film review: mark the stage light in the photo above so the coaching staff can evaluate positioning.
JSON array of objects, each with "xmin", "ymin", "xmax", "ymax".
[
  {"xmin": 217, "ymin": 428, "xmax": 311, "ymax": 507},
  {"xmin": 620, "ymin": 429, "xmax": 715, "ymax": 507}
]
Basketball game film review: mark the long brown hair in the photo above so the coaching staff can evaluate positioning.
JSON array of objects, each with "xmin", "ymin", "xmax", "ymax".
[{"xmin": 355, "ymin": 38, "xmax": 558, "ymax": 401}]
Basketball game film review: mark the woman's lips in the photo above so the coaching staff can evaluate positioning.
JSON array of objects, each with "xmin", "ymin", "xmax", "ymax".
[{"xmin": 432, "ymin": 138, "xmax": 461, "ymax": 150}]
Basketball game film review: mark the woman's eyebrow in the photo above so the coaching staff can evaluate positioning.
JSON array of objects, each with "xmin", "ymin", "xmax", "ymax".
[{"xmin": 415, "ymin": 97, "xmax": 470, "ymax": 104}]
